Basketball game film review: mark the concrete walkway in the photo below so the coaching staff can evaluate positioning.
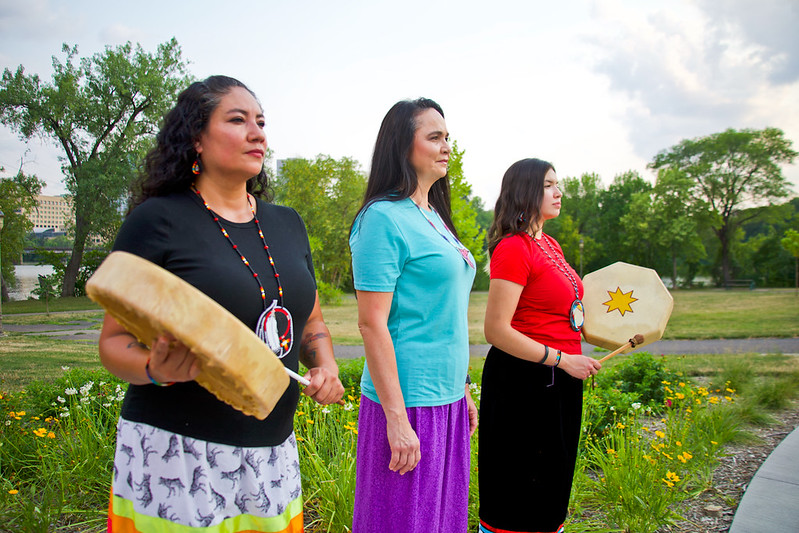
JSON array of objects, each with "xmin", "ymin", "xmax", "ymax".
[{"xmin": 729, "ymin": 423, "xmax": 799, "ymax": 532}]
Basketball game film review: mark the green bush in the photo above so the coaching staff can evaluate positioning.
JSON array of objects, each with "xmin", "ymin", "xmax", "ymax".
[
  {"xmin": 603, "ymin": 352, "xmax": 679, "ymax": 407},
  {"xmin": 317, "ymin": 280, "xmax": 344, "ymax": 305},
  {"xmin": 336, "ymin": 357, "xmax": 364, "ymax": 394},
  {"xmin": 582, "ymin": 385, "xmax": 642, "ymax": 441}
]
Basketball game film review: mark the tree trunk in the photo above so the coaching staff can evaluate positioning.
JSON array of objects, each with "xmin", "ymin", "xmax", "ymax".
[
  {"xmin": 718, "ymin": 225, "xmax": 732, "ymax": 288},
  {"xmin": 671, "ymin": 250, "xmax": 678, "ymax": 290},
  {"xmin": 61, "ymin": 212, "xmax": 90, "ymax": 297}
]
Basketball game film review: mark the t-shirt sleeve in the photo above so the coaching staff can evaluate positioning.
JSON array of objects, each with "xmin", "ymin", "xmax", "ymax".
[
  {"xmin": 490, "ymin": 235, "xmax": 530, "ymax": 286},
  {"xmin": 289, "ymin": 206, "xmax": 317, "ymax": 288},
  {"xmin": 112, "ymin": 200, "xmax": 172, "ymax": 267},
  {"xmin": 349, "ymin": 204, "xmax": 408, "ymax": 292}
]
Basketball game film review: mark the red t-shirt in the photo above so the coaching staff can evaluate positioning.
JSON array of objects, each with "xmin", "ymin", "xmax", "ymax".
[{"xmin": 490, "ymin": 232, "xmax": 584, "ymax": 354}]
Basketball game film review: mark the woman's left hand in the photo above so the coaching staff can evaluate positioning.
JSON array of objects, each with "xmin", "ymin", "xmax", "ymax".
[
  {"xmin": 302, "ymin": 366, "xmax": 345, "ymax": 405},
  {"xmin": 465, "ymin": 385, "xmax": 478, "ymax": 436}
]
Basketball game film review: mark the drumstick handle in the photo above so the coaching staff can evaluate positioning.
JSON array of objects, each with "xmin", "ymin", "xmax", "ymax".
[
  {"xmin": 597, "ymin": 343, "xmax": 630, "ymax": 363},
  {"xmin": 284, "ymin": 368, "xmax": 346, "ymax": 406}
]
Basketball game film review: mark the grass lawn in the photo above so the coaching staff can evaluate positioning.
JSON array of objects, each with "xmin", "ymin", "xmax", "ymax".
[{"xmin": 1, "ymin": 287, "xmax": 796, "ymax": 389}]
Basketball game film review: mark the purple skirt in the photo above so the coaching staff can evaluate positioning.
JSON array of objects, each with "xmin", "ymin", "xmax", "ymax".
[{"xmin": 353, "ymin": 395, "xmax": 471, "ymax": 533}]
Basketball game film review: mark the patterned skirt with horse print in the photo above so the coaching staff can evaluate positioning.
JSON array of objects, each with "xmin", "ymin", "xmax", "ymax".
[{"xmin": 107, "ymin": 417, "xmax": 304, "ymax": 532}]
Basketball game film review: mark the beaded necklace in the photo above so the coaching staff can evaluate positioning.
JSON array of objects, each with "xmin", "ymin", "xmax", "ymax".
[
  {"xmin": 192, "ymin": 185, "xmax": 294, "ymax": 358},
  {"xmin": 413, "ymin": 201, "xmax": 475, "ymax": 269},
  {"xmin": 531, "ymin": 233, "xmax": 584, "ymax": 332}
]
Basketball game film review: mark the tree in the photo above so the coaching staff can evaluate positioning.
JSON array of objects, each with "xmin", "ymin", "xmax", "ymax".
[
  {"xmin": 0, "ymin": 168, "xmax": 43, "ymax": 301},
  {"xmin": 650, "ymin": 128, "xmax": 797, "ymax": 287},
  {"xmin": 0, "ymin": 40, "xmax": 191, "ymax": 296},
  {"xmin": 597, "ymin": 171, "xmax": 653, "ymax": 269},
  {"xmin": 621, "ymin": 169, "xmax": 706, "ymax": 288},
  {"xmin": 447, "ymin": 141, "xmax": 486, "ymax": 279},
  {"xmin": 781, "ymin": 229, "xmax": 799, "ymax": 295},
  {"xmin": 274, "ymin": 155, "xmax": 367, "ymax": 292}
]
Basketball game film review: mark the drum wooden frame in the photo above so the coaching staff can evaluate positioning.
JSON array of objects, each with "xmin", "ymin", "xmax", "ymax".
[{"xmin": 86, "ymin": 251, "xmax": 289, "ymax": 420}]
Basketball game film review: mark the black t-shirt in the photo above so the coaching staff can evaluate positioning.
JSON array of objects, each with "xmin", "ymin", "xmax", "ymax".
[{"xmin": 112, "ymin": 190, "xmax": 316, "ymax": 447}]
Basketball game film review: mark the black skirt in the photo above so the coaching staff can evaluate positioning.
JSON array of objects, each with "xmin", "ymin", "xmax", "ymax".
[{"xmin": 478, "ymin": 346, "xmax": 584, "ymax": 532}]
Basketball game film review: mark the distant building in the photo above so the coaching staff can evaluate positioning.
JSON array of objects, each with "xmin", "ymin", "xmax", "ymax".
[
  {"xmin": 28, "ymin": 195, "xmax": 72, "ymax": 233},
  {"xmin": 25, "ymin": 195, "xmax": 104, "ymax": 245}
]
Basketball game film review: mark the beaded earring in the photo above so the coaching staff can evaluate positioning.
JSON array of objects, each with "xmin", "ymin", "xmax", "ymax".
[{"xmin": 191, "ymin": 155, "xmax": 202, "ymax": 175}]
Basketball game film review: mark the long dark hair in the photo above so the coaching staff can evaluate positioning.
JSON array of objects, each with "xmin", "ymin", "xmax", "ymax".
[
  {"xmin": 131, "ymin": 75, "xmax": 272, "ymax": 208},
  {"xmin": 353, "ymin": 97, "xmax": 457, "ymax": 237},
  {"xmin": 487, "ymin": 158, "xmax": 555, "ymax": 255}
]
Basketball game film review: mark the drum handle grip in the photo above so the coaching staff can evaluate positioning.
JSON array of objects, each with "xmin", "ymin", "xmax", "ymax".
[{"xmin": 285, "ymin": 367, "xmax": 346, "ymax": 406}]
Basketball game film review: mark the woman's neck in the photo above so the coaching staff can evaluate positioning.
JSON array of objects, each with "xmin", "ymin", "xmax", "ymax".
[
  {"xmin": 411, "ymin": 182, "xmax": 433, "ymax": 211},
  {"xmin": 194, "ymin": 175, "xmax": 252, "ymax": 223},
  {"xmin": 527, "ymin": 223, "xmax": 543, "ymax": 240}
]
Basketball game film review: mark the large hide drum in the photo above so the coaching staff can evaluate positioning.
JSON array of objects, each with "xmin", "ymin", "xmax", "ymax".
[
  {"xmin": 86, "ymin": 251, "xmax": 289, "ymax": 420},
  {"xmin": 582, "ymin": 261, "xmax": 673, "ymax": 352}
]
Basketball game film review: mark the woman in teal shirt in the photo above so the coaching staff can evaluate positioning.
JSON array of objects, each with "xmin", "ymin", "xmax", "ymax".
[{"xmin": 349, "ymin": 97, "xmax": 477, "ymax": 532}]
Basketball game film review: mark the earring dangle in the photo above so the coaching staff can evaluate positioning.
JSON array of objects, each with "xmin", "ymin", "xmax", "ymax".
[{"xmin": 192, "ymin": 156, "xmax": 202, "ymax": 175}]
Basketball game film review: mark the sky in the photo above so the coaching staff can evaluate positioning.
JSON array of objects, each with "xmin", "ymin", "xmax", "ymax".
[{"xmin": 1, "ymin": 0, "xmax": 797, "ymax": 208}]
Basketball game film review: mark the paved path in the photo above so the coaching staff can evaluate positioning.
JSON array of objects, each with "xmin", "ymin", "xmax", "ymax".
[{"xmin": 729, "ymin": 423, "xmax": 799, "ymax": 532}]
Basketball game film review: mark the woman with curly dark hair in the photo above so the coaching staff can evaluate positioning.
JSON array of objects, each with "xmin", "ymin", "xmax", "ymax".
[
  {"xmin": 478, "ymin": 158, "xmax": 601, "ymax": 533},
  {"xmin": 99, "ymin": 75, "xmax": 344, "ymax": 532}
]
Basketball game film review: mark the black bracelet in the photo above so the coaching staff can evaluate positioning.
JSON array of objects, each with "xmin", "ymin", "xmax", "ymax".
[
  {"xmin": 540, "ymin": 345, "xmax": 549, "ymax": 364},
  {"xmin": 465, "ymin": 374, "xmax": 472, "ymax": 385}
]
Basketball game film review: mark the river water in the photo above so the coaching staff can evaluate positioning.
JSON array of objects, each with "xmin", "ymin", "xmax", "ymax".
[{"xmin": 9, "ymin": 264, "xmax": 56, "ymax": 301}]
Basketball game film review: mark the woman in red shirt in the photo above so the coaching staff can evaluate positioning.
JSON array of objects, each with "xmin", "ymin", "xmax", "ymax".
[{"xmin": 478, "ymin": 158, "xmax": 602, "ymax": 533}]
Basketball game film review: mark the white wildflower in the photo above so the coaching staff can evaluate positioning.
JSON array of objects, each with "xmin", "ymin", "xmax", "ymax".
[
  {"xmin": 57, "ymin": 396, "xmax": 66, "ymax": 404},
  {"xmin": 61, "ymin": 366, "xmax": 70, "ymax": 371},
  {"xmin": 65, "ymin": 388, "xmax": 78, "ymax": 396},
  {"xmin": 632, "ymin": 402, "xmax": 642, "ymax": 411}
]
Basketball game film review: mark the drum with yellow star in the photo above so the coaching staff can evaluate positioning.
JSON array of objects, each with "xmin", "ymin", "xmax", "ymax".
[{"xmin": 581, "ymin": 261, "xmax": 673, "ymax": 352}]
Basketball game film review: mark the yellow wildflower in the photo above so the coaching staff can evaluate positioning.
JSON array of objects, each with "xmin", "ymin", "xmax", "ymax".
[
  {"xmin": 709, "ymin": 397, "xmax": 720, "ymax": 404},
  {"xmin": 676, "ymin": 441, "xmax": 682, "ymax": 447},
  {"xmin": 655, "ymin": 430, "xmax": 666, "ymax": 439},
  {"xmin": 616, "ymin": 423, "xmax": 625, "ymax": 429},
  {"xmin": 606, "ymin": 448, "xmax": 616, "ymax": 455},
  {"xmin": 33, "ymin": 428, "xmax": 47, "ymax": 438},
  {"xmin": 676, "ymin": 393, "xmax": 685, "ymax": 400},
  {"xmin": 306, "ymin": 419, "xmax": 314, "ymax": 425},
  {"xmin": 47, "ymin": 432, "xmax": 56, "ymax": 439},
  {"xmin": 8, "ymin": 489, "xmax": 18, "ymax": 495}
]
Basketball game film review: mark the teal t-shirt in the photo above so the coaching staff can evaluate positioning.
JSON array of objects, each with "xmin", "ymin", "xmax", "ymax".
[{"xmin": 349, "ymin": 198, "xmax": 476, "ymax": 407}]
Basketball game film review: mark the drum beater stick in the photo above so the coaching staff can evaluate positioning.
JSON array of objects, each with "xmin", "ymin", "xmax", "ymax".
[
  {"xmin": 596, "ymin": 334, "xmax": 645, "ymax": 364},
  {"xmin": 285, "ymin": 368, "xmax": 346, "ymax": 406}
]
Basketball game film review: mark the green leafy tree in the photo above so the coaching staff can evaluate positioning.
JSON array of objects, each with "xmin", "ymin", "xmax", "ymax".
[
  {"xmin": 0, "ymin": 39, "xmax": 191, "ymax": 296},
  {"xmin": 469, "ymin": 195, "xmax": 493, "ymax": 290},
  {"xmin": 546, "ymin": 172, "xmax": 602, "ymax": 274},
  {"xmin": 32, "ymin": 273, "xmax": 58, "ymax": 314},
  {"xmin": 447, "ymin": 141, "xmax": 486, "ymax": 281},
  {"xmin": 735, "ymin": 201, "xmax": 796, "ymax": 287},
  {"xmin": 274, "ymin": 155, "xmax": 367, "ymax": 292},
  {"xmin": 781, "ymin": 228, "xmax": 799, "ymax": 295},
  {"xmin": 650, "ymin": 128, "xmax": 797, "ymax": 287},
  {"xmin": 596, "ymin": 171, "xmax": 653, "ymax": 269},
  {"xmin": 621, "ymin": 169, "xmax": 706, "ymax": 288},
  {"xmin": 0, "ymin": 168, "xmax": 43, "ymax": 301}
]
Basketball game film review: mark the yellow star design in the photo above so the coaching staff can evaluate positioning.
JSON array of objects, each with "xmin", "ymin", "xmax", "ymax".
[{"xmin": 603, "ymin": 287, "xmax": 638, "ymax": 316}]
